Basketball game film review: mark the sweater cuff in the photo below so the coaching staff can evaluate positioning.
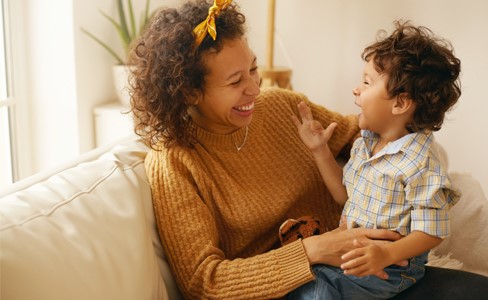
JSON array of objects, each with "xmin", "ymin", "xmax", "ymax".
[{"xmin": 274, "ymin": 239, "xmax": 315, "ymax": 289}]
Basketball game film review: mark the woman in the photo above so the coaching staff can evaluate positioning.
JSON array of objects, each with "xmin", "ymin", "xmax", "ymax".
[{"xmin": 129, "ymin": 0, "xmax": 401, "ymax": 298}]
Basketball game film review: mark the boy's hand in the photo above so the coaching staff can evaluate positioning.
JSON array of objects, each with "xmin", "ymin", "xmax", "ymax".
[
  {"xmin": 340, "ymin": 239, "xmax": 395, "ymax": 279},
  {"xmin": 291, "ymin": 101, "xmax": 337, "ymax": 152}
]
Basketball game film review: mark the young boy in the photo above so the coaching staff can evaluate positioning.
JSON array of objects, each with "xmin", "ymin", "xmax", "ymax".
[{"xmin": 289, "ymin": 21, "xmax": 461, "ymax": 299}]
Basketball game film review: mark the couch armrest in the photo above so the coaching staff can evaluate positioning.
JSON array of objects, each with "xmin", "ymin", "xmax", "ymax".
[{"xmin": 0, "ymin": 136, "xmax": 178, "ymax": 300}]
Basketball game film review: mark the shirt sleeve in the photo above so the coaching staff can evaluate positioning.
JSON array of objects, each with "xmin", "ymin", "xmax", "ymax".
[{"xmin": 406, "ymin": 158, "xmax": 461, "ymax": 238}]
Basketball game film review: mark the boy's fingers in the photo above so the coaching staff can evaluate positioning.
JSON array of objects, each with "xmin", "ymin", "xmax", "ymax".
[
  {"xmin": 297, "ymin": 101, "xmax": 313, "ymax": 120},
  {"xmin": 322, "ymin": 122, "xmax": 338, "ymax": 139},
  {"xmin": 290, "ymin": 115, "xmax": 301, "ymax": 127}
]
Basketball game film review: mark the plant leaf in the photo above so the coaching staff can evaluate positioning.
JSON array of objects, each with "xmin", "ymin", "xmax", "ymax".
[
  {"xmin": 100, "ymin": 11, "xmax": 130, "ymax": 52},
  {"xmin": 127, "ymin": 0, "xmax": 137, "ymax": 40},
  {"xmin": 80, "ymin": 28, "xmax": 124, "ymax": 65},
  {"xmin": 144, "ymin": 0, "xmax": 151, "ymax": 25},
  {"xmin": 116, "ymin": 0, "xmax": 131, "ymax": 50},
  {"xmin": 139, "ymin": 0, "xmax": 151, "ymax": 34},
  {"xmin": 82, "ymin": 0, "xmax": 155, "ymax": 65}
]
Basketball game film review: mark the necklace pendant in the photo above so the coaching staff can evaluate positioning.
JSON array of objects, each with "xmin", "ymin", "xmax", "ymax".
[{"xmin": 234, "ymin": 126, "xmax": 249, "ymax": 151}]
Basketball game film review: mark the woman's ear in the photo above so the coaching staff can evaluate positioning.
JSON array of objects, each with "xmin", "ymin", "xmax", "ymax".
[
  {"xmin": 192, "ymin": 92, "xmax": 203, "ymax": 106},
  {"xmin": 392, "ymin": 93, "xmax": 415, "ymax": 115}
]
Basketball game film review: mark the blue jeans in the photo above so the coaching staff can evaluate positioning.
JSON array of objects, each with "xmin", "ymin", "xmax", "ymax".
[{"xmin": 288, "ymin": 253, "xmax": 428, "ymax": 300}]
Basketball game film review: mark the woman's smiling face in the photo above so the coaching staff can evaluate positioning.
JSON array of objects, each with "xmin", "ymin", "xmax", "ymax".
[{"xmin": 191, "ymin": 37, "xmax": 260, "ymax": 134}]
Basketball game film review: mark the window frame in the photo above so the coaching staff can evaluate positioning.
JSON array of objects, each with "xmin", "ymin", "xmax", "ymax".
[{"xmin": 1, "ymin": 0, "xmax": 32, "ymax": 187}]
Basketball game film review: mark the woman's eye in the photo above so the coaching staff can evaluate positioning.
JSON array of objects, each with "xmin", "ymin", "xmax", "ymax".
[
  {"xmin": 250, "ymin": 66, "xmax": 258, "ymax": 73},
  {"xmin": 231, "ymin": 79, "xmax": 241, "ymax": 86}
]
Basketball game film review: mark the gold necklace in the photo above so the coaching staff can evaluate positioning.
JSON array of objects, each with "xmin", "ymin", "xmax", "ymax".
[{"xmin": 235, "ymin": 126, "xmax": 249, "ymax": 151}]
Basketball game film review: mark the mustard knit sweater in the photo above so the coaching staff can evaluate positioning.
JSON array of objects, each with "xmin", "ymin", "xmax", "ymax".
[{"xmin": 145, "ymin": 88, "xmax": 359, "ymax": 299}]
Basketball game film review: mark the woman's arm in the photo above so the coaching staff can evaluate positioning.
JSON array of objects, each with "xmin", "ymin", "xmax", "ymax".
[{"xmin": 302, "ymin": 222, "xmax": 405, "ymax": 267}]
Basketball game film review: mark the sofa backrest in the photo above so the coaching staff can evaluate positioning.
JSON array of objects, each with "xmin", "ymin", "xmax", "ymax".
[{"xmin": 0, "ymin": 136, "xmax": 181, "ymax": 300}]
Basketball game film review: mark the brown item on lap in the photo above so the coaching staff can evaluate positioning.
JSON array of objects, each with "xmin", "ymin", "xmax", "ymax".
[{"xmin": 279, "ymin": 215, "xmax": 326, "ymax": 246}]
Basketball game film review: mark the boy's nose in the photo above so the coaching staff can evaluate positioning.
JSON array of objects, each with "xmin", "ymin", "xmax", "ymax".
[{"xmin": 352, "ymin": 87, "xmax": 359, "ymax": 96}]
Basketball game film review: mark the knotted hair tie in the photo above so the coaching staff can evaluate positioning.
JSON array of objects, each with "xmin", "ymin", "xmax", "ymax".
[{"xmin": 192, "ymin": 0, "xmax": 232, "ymax": 49}]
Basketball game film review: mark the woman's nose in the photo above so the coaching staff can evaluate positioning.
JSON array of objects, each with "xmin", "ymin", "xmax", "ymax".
[{"xmin": 246, "ymin": 74, "xmax": 261, "ymax": 96}]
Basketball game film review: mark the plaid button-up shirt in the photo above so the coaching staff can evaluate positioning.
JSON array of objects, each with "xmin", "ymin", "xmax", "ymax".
[{"xmin": 342, "ymin": 130, "xmax": 460, "ymax": 238}]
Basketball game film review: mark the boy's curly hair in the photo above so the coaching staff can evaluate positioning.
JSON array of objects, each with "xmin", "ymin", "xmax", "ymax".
[
  {"xmin": 363, "ymin": 20, "xmax": 461, "ymax": 132},
  {"xmin": 128, "ymin": 0, "xmax": 246, "ymax": 149}
]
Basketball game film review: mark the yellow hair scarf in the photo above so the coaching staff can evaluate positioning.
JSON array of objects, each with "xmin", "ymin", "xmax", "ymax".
[{"xmin": 192, "ymin": 0, "xmax": 232, "ymax": 48}]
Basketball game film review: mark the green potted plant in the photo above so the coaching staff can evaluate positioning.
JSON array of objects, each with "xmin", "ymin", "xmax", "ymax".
[
  {"xmin": 81, "ymin": 0, "xmax": 153, "ymax": 106},
  {"xmin": 82, "ymin": 0, "xmax": 152, "ymax": 65}
]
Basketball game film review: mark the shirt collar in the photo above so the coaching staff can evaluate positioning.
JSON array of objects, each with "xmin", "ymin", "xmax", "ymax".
[{"xmin": 361, "ymin": 129, "xmax": 433, "ymax": 158}]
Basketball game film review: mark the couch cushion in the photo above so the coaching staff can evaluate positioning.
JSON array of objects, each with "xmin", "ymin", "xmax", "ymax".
[
  {"xmin": 432, "ymin": 171, "xmax": 488, "ymax": 277},
  {"xmin": 0, "ymin": 137, "xmax": 175, "ymax": 300}
]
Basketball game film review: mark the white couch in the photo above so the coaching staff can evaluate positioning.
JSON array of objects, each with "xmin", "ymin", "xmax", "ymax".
[
  {"xmin": 1, "ymin": 136, "xmax": 487, "ymax": 300},
  {"xmin": 0, "ymin": 136, "xmax": 182, "ymax": 300}
]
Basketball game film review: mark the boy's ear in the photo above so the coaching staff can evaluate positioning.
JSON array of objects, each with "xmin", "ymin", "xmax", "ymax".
[{"xmin": 392, "ymin": 93, "xmax": 415, "ymax": 115}]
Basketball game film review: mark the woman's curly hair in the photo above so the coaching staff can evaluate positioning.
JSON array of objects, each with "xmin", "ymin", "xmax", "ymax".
[
  {"xmin": 128, "ymin": 0, "xmax": 246, "ymax": 149},
  {"xmin": 362, "ymin": 20, "xmax": 461, "ymax": 132}
]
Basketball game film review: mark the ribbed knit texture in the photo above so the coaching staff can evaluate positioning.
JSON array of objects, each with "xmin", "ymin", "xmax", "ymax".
[{"xmin": 145, "ymin": 88, "xmax": 359, "ymax": 299}]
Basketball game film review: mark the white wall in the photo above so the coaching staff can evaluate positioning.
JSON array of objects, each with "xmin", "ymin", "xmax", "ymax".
[
  {"xmin": 240, "ymin": 0, "xmax": 488, "ymax": 195},
  {"xmin": 12, "ymin": 0, "xmax": 487, "ymax": 195}
]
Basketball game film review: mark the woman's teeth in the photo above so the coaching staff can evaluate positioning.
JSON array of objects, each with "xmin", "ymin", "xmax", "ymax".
[{"xmin": 234, "ymin": 102, "xmax": 254, "ymax": 112}]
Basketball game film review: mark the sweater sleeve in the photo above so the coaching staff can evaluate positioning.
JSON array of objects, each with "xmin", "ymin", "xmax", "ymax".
[{"xmin": 145, "ymin": 149, "xmax": 315, "ymax": 300}]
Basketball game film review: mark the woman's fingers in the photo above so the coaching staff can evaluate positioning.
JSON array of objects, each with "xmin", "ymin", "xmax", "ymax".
[{"xmin": 361, "ymin": 228, "xmax": 403, "ymax": 242}]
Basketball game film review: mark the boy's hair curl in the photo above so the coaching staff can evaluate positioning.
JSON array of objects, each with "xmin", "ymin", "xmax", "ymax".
[{"xmin": 363, "ymin": 20, "xmax": 461, "ymax": 132}]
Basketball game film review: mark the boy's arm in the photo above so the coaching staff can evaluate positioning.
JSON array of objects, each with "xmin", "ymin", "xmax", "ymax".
[
  {"xmin": 292, "ymin": 101, "xmax": 348, "ymax": 205},
  {"xmin": 340, "ymin": 231, "xmax": 442, "ymax": 278},
  {"xmin": 311, "ymin": 144, "xmax": 348, "ymax": 205}
]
